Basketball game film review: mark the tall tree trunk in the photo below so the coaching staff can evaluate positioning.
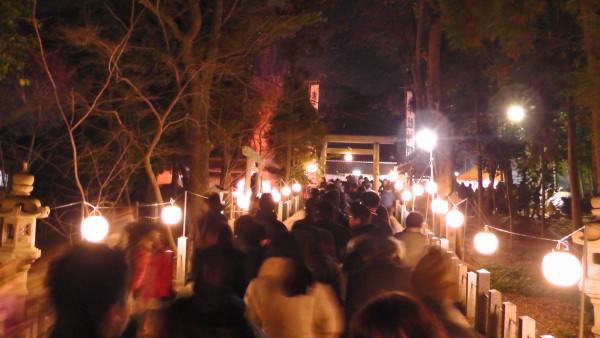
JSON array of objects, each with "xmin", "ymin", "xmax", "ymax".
[
  {"xmin": 567, "ymin": 105, "xmax": 583, "ymax": 230},
  {"xmin": 427, "ymin": 16, "xmax": 442, "ymax": 112},
  {"xmin": 540, "ymin": 155, "xmax": 546, "ymax": 233},
  {"xmin": 580, "ymin": 0, "xmax": 600, "ymax": 193},
  {"xmin": 411, "ymin": 0, "xmax": 427, "ymax": 111},
  {"xmin": 285, "ymin": 140, "xmax": 292, "ymax": 184}
]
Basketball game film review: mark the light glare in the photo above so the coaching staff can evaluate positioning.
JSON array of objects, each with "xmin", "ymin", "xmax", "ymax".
[
  {"xmin": 507, "ymin": 105, "xmax": 525, "ymax": 122},
  {"xmin": 282, "ymin": 186, "xmax": 291, "ymax": 196},
  {"xmin": 542, "ymin": 250, "xmax": 581, "ymax": 287},
  {"xmin": 161, "ymin": 205, "xmax": 182, "ymax": 225},
  {"xmin": 474, "ymin": 231, "xmax": 498, "ymax": 254},
  {"xmin": 425, "ymin": 181, "xmax": 438, "ymax": 194},
  {"xmin": 292, "ymin": 183, "xmax": 302, "ymax": 192},
  {"xmin": 401, "ymin": 190, "xmax": 413, "ymax": 201},
  {"xmin": 416, "ymin": 129, "xmax": 437, "ymax": 151},
  {"xmin": 81, "ymin": 215, "xmax": 109, "ymax": 242},
  {"xmin": 412, "ymin": 184, "xmax": 424, "ymax": 196},
  {"xmin": 446, "ymin": 208, "xmax": 464, "ymax": 228},
  {"xmin": 344, "ymin": 153, "xmax": 353, "ymax": 162}
]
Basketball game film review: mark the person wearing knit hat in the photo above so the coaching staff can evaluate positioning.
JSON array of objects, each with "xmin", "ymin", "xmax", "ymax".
[{"xmin": 410, "ymin": 247, "xmax": 482, "ymax": 337}]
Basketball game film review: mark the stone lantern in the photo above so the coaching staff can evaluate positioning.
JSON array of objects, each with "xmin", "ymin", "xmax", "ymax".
[
  {"xmin": 0, "ymin": 163, "xmax": 49, "ymax": 296},
  {"xmin": 573, "ymin": 196, "xmax": 600, "ymax": 337}
]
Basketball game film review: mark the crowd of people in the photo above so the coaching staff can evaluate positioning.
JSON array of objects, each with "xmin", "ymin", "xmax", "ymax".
[{"xmin": 45, "ymin": 176, "xmax": 482, "ymax": 337}]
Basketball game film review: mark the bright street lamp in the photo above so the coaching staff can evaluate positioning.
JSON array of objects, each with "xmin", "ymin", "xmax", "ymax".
[
  {"xmin": 507, "ymin": 105, "xmax": 525, "ymax": 122},
  {"xmin": 416, "ymin": 129, "xmax": 437, "ymax": 152},
  {"xmin": 344, "ymin": 153, "xmax": 353, "ymax": 162}
]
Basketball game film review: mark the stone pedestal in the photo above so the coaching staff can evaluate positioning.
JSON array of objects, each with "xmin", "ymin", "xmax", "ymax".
[{"xmin": 573, "ymin": 196, "xmax": 600, "ymax": 337}]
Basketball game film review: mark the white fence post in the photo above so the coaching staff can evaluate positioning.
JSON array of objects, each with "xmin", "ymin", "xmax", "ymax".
[
  {"xmin": 458, "ymin": 263, "xmax": 468, "ymax": 309},
  {"xmin": 475, "ymin": 269, "xmax": 490, "ymax": 333},
  {"xmin": 502, "ymin": 302, "xmax": 518, "ymax": 338},
  {"xmin": 488, "ymin": 289, "xmax": 502, "ymax": 338},
  {"xmin": 467, "ymin": 271, "xmax": 478, "ymax": 322},
  {"xmin": 518, "ymin": 316, "xmax": 535, "ymax": 338}
]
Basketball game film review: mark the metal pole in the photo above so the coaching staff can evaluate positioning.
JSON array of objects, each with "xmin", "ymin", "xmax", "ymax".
[
  {"xmin": 182, "ymin": 190, "xmax": 188, "ymax": 236},
  {"xmin": 462, "ymin": 200, "xmax": 468, "ymax": 261},
  {"xmin": 430, "ymin": 149, "xmax": 435, "ymax": 236}
]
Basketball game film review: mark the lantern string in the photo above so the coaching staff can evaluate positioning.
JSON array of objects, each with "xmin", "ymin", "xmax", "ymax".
[
  {"xmin": 50, "ymin": 201, "xmax": 84, "ymax": 210},
  {"xmin": 184, "ymin": 190, "xmax": 208, "ymax": 199}
]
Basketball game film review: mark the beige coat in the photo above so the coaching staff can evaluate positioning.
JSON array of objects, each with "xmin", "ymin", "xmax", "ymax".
[{"xmin": 244, "ymin": 257, "xmax": 344, "ymax": 338}]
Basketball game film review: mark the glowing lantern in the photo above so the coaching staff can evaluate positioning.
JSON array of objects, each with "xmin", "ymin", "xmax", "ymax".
[
  {"xmin": 282, "ymin": 186, "xmax": 291, "ymax": 196},
  {"xmin": 344, "ymin": 153, "xmax": 353, "ymax": 162},
  {"xmin": 262, "ymin": 181, "xmax": 272, "ymax": 193},
  {"xmin": 474, "ymin": 230, "xmax": 498, "ymax": 254},
  {"xmin": 81, "ymin": 215, "xmax": 109, "ymax": 242},
  {"xmin": 416, "ymin": 129, "xmax": 437, "ymax": 152},
  {"xmin": 401, "ymin": 190, "xmax": 413, "ymax": 202},
  {"xmin": 507, "ymin": 105, "xmax": 525, "ymax": 122},
  {"xmin": 425, "ymin": 181, "xmax": 438, "ymax": 194},
  {"xmin": 394, "ymin": 181, "xmax": 404, "ymax": 191},
  {"xmin": 161, "ymin": 202, "xmax": 182, "ymax": 225},
  {"xmin": 542, "ymin": 246, "xmax": 581, "ymax": 287},
  {"xmin": 412, "ymin": 184, "xmax": 424, "ymax": 196},
  {"xmin": 236, "ymin": 193, "xmax": 250, "ymax": 210},
  {"xmin": 388, "ymin": 170, "xmax": 399, "ymax": 182},
  {"xmin": 306, "ymin": 163, "xmax": 318, "ymax": 173},
  {"xmin": 432, "ymin": 197, "xmax": 448, "ymax": 214},
  {"xmin": 292, "ymin": 183, "xmax": 302, "ymax": 192},
  {"xmin": 445, "ymin": 208, "xmax": 464, "ymax": 228},
  {"xmin": 272, "ymin": 188, "xmax": 282, "ymax": 202},
  {"xmin": 237, "ymin": 179, "xmax": 246, "ymax": 193}
]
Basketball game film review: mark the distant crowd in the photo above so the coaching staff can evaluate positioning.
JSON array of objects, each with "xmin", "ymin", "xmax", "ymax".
[{"xmin": 46, "ymin": 176, "xmax": 482, "ymax": 337}]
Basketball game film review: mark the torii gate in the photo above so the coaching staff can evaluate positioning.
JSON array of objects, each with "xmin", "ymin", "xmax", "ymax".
[{"xmin": 321, "ymin": 134, "xmax": 397, "ymax": 191}]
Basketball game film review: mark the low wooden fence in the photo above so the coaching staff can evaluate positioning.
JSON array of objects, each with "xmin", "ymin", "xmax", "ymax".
[{"xmin": 426, "ymin": 231, "xmax": 552, "ymax": 338}]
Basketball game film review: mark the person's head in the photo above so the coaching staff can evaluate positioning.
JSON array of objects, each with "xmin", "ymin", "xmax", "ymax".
[
  {"xmin": 201, "ymin": 223, "xmax": 234, "ymax": 248},
  {"xmin": 322, "ymin": 190, "xmax": 341, "ymax": 210},
  {"xmin": 349, "ymin": 182, "xmax": 359, "ymax": 192},
  {"xmin": 410, "ymin": 247, "xmax": 457, "ymax": 302},
  {"xmin": 125, "ymin": 220, "xmax": 167, "ymax": 253},
  {"xmin": 349, "ymin": 235, "xmax": 404, "ymax": 263},
  {"xmin": 47, "ymin": 243, "xmax": 130, "ymax": 337},
  {"xmin": 349, "ymin": 292, "xmax": 448, "ymax": 338},
  {"xmin": 313, "ymin": 200, "xmax": 336, "ymax": 223},
  {"xmin": 259, "ymin": 193, "xmax": 276, "ymax": 211},
  {"xmin": 361, "ymin": 191, "xmax": 381, "ymax": 211},
  {"xmin": 265, "ymin": 232, "xmax": 314, "ymax": 296},
  {"xmin": 348, "ymin": 202, "xmax": 372, "ymax": 227},
  {"xmin": 310, "ymin": 188, "xmax": 320, "ymax": 199},
  {"xmin": 233, "ymin": 215, "xmax": 266, "ymax": 247},
  {"xmin": 405, "ymin": 211, "xmax": 424, "ymax": 229},
  {"xmin": 206, "ymin": 193, "xmax": 225, "ymax": 213}
]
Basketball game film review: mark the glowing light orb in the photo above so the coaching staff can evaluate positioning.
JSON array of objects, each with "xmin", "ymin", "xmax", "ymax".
[
  {"xmin": 401, "ymin": 190, "xmax": 413, "ymax": 201},
  {"xmin": 445, "ymin": 208, "xmax": 464, "ymax": 228},
  {"xmin": 306, "ymin": 164, "xmax": 318, "ymax": 173},
  {"xmin": 161, "ymin": 204, "xmax": 182, "ymax": 225},
  {"xmin": 425, "ymin": 181, "xmax": 438, "ymax": 194},
  {"xmin": 344, "ymin": 153, "xmax": 353, "ymax": 162},
  {"xmin": 507, "ymin": 105, "xmax": 525, "ymax": 122},
  {"xmin": 388, "ymin": 170, "xmax": 399, "ymax": 182},
  {"xmin": 272, "ymin": 188, "xmax": 282, "ymax": 202},
  {"xmin": 262, "ymin": 181, "xmax": 272, "ymax": 193},
  {"xmin": 394, "ymin": 181, "xmax": 404, "ymax": 191},
  {"xmin": 432, "ymin": 197, "xmax": 449, "ymax": 214},
  {"xmin": 236, "ymin": 194, "xmax": 250, "ymax": 210},
  {"xmin": 292, "ymin": 183, "xmax": 302, "ymax": 192},
  {"xmin": 416, "ymin": 129, "xmax": 437, "ymax": 152},
  {"xmin": 237, "ymin": 179, "xmax": 246, "ymax": 193},
  {"xmin": 474, "ymin": 231, "xmax": 498, "ymax": 254},
  {"xmin": 352, "ymin": 170, "xmax": 361, "ymax": 176},
  {"xmin": 542, "ymin": 250, "xmax": 581, "ymax": 287},
  {"xmin": 81, "ymin": 215, "xmax": 109, "ymax": 242},
  {"xmin": 412, "ymin": 184, "xmax": 424, "ymax": 196},
  {"xmin": 282, "ymin": 186, "xmax": 291, "ymax": 196}
]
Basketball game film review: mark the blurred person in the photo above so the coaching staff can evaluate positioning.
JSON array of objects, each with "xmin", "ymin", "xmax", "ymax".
[
  {"xmin": 244, "ymin": 232, "xmax": 343, "ymax": 337},
  {"xmin": 255, "ymin": 193, "xmax": 288, "ymax": 239},
  {"xmin": 234, "ymin": 215, "xmax": 267, "ymax": 282},
  {"xmin": 411, "ymin": 247, "xmax": 482, "ymax": 337},
  {"xmin": 194, "ymin": 193, "xmax": 229, "ymax": 248},
  {"xmin": 347, "ymin": 202, "xmax": 387, "ymax": 239},
  {"xmin": 394, "ymin": 211, "xmax": 429, "ymax": 268},
  {"xmin": 380, "ymin": 181, "xmax": 396, "ymax": 216},
  {"xmin": 360, "ymin": 191, "xmax": 393, "ymax": 236},
  {"xmin": 343, "ymin": 236, "xmax": 411, "ymax": 328},
  {"xmin": 349, "ymin": 292, "xmax": 448, "ymax": 338},
  {"xmin": 46, "ymin": 243, "xmax": 131, "ymax": 338}
]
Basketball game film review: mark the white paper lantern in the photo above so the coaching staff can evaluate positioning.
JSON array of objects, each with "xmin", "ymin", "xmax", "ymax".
[
  {"xmin": 425, "ymin": 181, "xmax": 438, "ymax": 194},
  {"xmin": 412, "ymin": 184, "xmax": 424, "ymax": 196},
  {"xmin": 292, "ymin": 183, "xmax": 302, "ymax": 192},
  {"xmin": 542, "ymin": 249, "xmax": 581, "ymax": 287},
  {"xmin": 446, "ymin": 208, "xmax": 464, "ymax": 228},
  {"xmin": 272, "ymin": 188, "xmax": 282, "ymax": 202},
  {"xmin": 344, "ymin": 153, "xmax": 353, "ymax": 162},
  {"xmin": 161, "ymin": 204, "xmax": 182, "ymax": 225},
  {"xmin": 432, "ymin": 197, "xmax": 449, "ymax": 214},
  {"xmin": 474, "ymin": 231, "xmax": 498, "ymax": 255},
  {"xmin": 394, "ymin": 181, "xmax": 404, "ymax": 191},
  {"xmin": 81, "ymin": 215, "xmax": 109, "ymax": 242},
  {"xmin": 282, "ymin": 186, "xmax": 291, "ymax": 196},
  {"xmin": 416, "ymin": 129, "xmax": 437, "ymax": 151},
  {"xmin": 401, "ymin": 190, "xmax": 412, "ymax": 201}
]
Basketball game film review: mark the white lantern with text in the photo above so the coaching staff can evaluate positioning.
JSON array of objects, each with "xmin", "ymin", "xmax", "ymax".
[
  {"xmin": 292, "ymin": 183, "xmax": 302, "ymax": 192},
  {"xmin": 432, "ymin": 197, "xmax": 449, "ymax": 214},
  {"xmin": 161, "ymin": 200, "xmax": 182, "ymax": 225},
  {"xmin": 81, "ymin": 214, "xmax": 109, "ymax": 242},
  {"xmin": 542, "ymin": 245, "xmax": 581, "ymax": 287},
  {"xmin": 425, "ymin": 181, "xmax": 438, "ymax": 195},
  {"xmin": 282, "ymin": 186, "xmax": 291, "ymax": 196},
  {"xmin": 412, "ymin": 184, "xmax": 424, "ymax": 196},
  {"xmin": 474, "ymin": 229, "xmax": 498, "ymax": 255},
  {"xmin": 445, "ymin": 208, "xmax": 464, "ymax": 228},
  {"xmin": 394, "ymin": 181, "xmax": 404, "ymax": 191},
  {"xmin": 401, "ymin": 190, "xmax": 413, "ymax": 202}
]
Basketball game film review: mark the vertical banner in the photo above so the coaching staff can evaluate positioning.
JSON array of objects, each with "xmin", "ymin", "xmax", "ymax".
[
  {"xmin": 309, "ymin": 82, "xmax": 320, "ymax": 111},
  {"xmin": 406, "ymin": 90, "xmax": 415, "ymax": 156}
]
